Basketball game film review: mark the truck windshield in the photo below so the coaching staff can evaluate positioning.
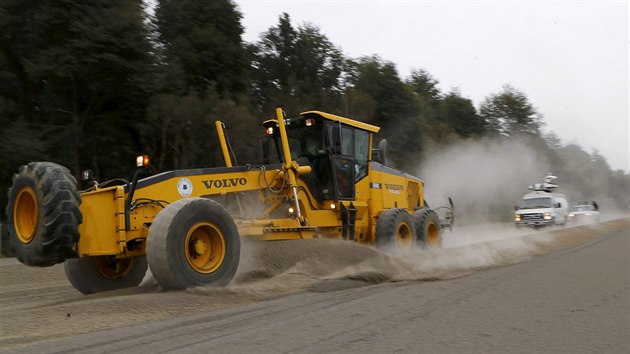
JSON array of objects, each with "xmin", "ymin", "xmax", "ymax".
[{"xmin": 521, "ymin": 197, "xmax": 552, "ymax": 209}]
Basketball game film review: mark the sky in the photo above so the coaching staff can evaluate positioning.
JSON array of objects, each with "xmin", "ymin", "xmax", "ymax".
[{"xmin": 233, "ymin": 0, "xmax": 629, "ymax": 173}]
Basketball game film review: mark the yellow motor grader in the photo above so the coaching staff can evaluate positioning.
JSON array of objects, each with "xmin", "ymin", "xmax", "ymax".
[{"xmin": 6, "ymin": 108, "xmax": 453, "ymax": 294}]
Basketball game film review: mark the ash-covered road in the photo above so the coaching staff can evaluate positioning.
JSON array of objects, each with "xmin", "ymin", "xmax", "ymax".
[{"xmin": 1, "ymin": 218, "xmax": 628, "ymax": 353}]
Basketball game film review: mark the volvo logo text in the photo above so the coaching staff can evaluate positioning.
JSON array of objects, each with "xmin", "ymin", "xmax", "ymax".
[{"xmin": 202, "ymin": 178, "xmax": 247, "ymax": 189}]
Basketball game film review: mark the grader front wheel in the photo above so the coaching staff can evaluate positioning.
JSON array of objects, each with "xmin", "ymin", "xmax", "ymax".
[
  {"xmin": 6, "ymin": 162, "xmax": 82, "ymax": 266},
  {"xmin": 147, "ymin": 198, "xmax": 240, "ymax": 290}
]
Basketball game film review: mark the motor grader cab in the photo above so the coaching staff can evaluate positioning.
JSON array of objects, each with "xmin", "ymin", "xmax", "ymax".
[
  {"xmin": 262, "ymin": 112, "xmax": 371, "ymax": 205},
  {"xmin": 6, "ymin": 108, "xmax": 453, "ymax": 294}
]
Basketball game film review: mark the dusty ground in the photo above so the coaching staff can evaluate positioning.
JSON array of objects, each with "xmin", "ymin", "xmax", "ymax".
[{"xmin": 0, "ymin": 217, "xmax": 628, "ymax": 353}]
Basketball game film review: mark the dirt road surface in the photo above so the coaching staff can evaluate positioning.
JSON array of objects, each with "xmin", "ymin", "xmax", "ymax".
[{"xmin": 1, "ymin": 218, "xmax": 628, "ymax": 353}]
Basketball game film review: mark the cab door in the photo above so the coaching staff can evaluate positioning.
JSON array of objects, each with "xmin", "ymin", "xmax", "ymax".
[{"xmin": 327, "ymin": 123, "xmax": 356, "ymax": 201}]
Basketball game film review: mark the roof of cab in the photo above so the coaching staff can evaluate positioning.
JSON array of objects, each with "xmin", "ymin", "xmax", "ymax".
[{"xmin": 301, "ymin": 110, "xmax": 381, "ymax": 133}]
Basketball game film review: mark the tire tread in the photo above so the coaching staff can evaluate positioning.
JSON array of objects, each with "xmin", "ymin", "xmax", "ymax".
[
  {"xmin": 412, "ymin": 208, "xmax": 442, "ymax": 249},
  {"xmin": 375, "ymin": 208, "xmax": 414, "ymax": 251},
  {"xmin": 6, "ymin": 162, "xmax": 81, "ymax": 266},
  {"xmin": 147, "ymin": 198, "xmax": 240, "ymax": 290}
]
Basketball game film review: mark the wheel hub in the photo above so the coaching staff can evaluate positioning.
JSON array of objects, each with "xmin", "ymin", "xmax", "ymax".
[
  {"xmin": 94, "ymin": 256, "xmax": 134, "ymax": 280},
  {"xmin": 185, "ymin": 222, "xmax": 226, "ymax": 274},
  {"xmin": 13, "ymin": 187, "xmax": 38, "ymax": 244},
  {"xmin": 193, "ymin": 238, "xmax": 208, "ymax": 256}
]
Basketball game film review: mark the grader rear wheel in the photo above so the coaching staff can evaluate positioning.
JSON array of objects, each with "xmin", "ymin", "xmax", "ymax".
[
  {"xmin": 412, "ymin": 208, "xmax": 442, "ymax": 249},
  {"xmin": 6, "ymin": 162, "xmax": 81, "ymax": 266},
  {"xmin": 64, "ymin": 256, "xmax": 148, "ymax": 294},
  {"xmin": 375, "ymin": 208, "xmax": 416, "ymax": 254},
  {"xmin": 147, "ymin": 198, "xmax": 240, "ymax": 290}
]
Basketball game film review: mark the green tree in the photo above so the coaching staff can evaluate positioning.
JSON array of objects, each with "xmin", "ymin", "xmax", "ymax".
[
  {"xmin": 140, "ymin": 92, "xmax": 262, "ymax": 171},
  {"xmin": 154, "ymin": 0, "xmax": 248, "ymax": 96},
  {"xmin": 480, "ymin": 85, "xmax": 542, "ymax": 137},
  {"xmin": 348, "ymin": 56, "xmax": 423, "ymax": 169},
  {"xmin": 542, "ymin": 131, "xmax": 563, "ymax": 150},
  {"xmin": 1, "ymin": 0, "xmax": 155, "ymax": 211},
  {"xmin": 349, "ymin": 56, "xmax": 416, "ymax": 126},
  {"xmin": 250, "ymin": 13, "xmax": 347, "ymax": 113},
  {"xmin": 407, "ymin": 68, "xmax": 441, "ymax": 105},
  {"xmin": 147, "ymin": 0, "xmax": 260, "ymax": 171},
  {"xmin": 438, "ymin": 90, "xmax": 484, "ymax": 138},
  {"xmin": 0, "ymin": 120, "xmax": 52, "ymax": 213}
]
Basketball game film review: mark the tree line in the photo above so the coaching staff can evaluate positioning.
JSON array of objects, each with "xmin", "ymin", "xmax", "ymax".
[{"xmin": 1, "ymin": 0, "xmax": 628, "ymax": 215}]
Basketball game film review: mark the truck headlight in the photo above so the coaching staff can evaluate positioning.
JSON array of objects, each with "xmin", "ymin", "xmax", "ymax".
[
  {"xmin": 568, "ymin": 213, "xmax": 575, "ymax": 217},
  {"xmin": 544, "ymin": 212, "xmax": 552, "ymax": 220},
  {"xmin": 514, "ymin": 214, "xmax": 521, "ymax": 221}
]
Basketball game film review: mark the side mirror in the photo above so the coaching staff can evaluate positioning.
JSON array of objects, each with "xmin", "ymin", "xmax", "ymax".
[
  {"xmin": 514, "ymin": 205, "xmax": 519, "ymax": 210},
  {"xmin": 554, "ymin": 203, "xmax": 561, "ymax": 208},
  {"xmin": 377, "ymin": 139, "xmax": 388, "ymax": 165}
]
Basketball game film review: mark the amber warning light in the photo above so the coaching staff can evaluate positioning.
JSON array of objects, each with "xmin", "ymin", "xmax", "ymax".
[{"xmin": 136, "ymin": 155, "xmax": 150, "ymax": 167}]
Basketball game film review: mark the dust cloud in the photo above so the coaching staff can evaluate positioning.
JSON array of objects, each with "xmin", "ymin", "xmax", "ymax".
[
  {"xmin": 416, "ymin": 138, "xmax": 552, "ymax": 225},
  {"xmin": 140, "ymin": 219, "xmax": 626, "ymax": 300}
]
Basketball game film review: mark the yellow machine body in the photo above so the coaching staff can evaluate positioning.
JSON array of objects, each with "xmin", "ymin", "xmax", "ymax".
[{"xmin": 76, "ymin": 109, "xmax": 425, "ymax": 258}]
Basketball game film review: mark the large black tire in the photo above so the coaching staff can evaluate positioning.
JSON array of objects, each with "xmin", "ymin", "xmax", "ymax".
[
  {"xmin": 375, "ymin": 208, "xmax": 416, "ymax": 254},
  {"xmin": 64, "ymin": 256, "xmax": 148, "ymax": 294},
  {"xmin": 412, "ymin": 208, "xmax": 442, "ymax": 249},
  {"xmin": 147, "ymin": 198, "xmax": 240, "ymax": 290},
  {"xmin": 6, "ymin": 162, "xmax": 81, "ymax": 266}
]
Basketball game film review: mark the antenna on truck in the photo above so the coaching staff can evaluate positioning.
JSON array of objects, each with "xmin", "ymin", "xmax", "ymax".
[{"xmin": 528, "ymin": 173, "xmax": 559, "ymax": 192}]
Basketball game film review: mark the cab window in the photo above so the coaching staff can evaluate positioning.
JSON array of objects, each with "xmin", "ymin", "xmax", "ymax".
[
  {"xmin": 341, "ymin": 126, "xmax": 353, "ymax": 156},
  {"xmin": 355, "ymin": 130, "xmax": 369, "ymax": 181}
]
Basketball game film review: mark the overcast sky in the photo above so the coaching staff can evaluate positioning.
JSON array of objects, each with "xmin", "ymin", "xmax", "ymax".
[{"xmin": 233, "ymin": 0, "xmax": 629, "ymax": 172}]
